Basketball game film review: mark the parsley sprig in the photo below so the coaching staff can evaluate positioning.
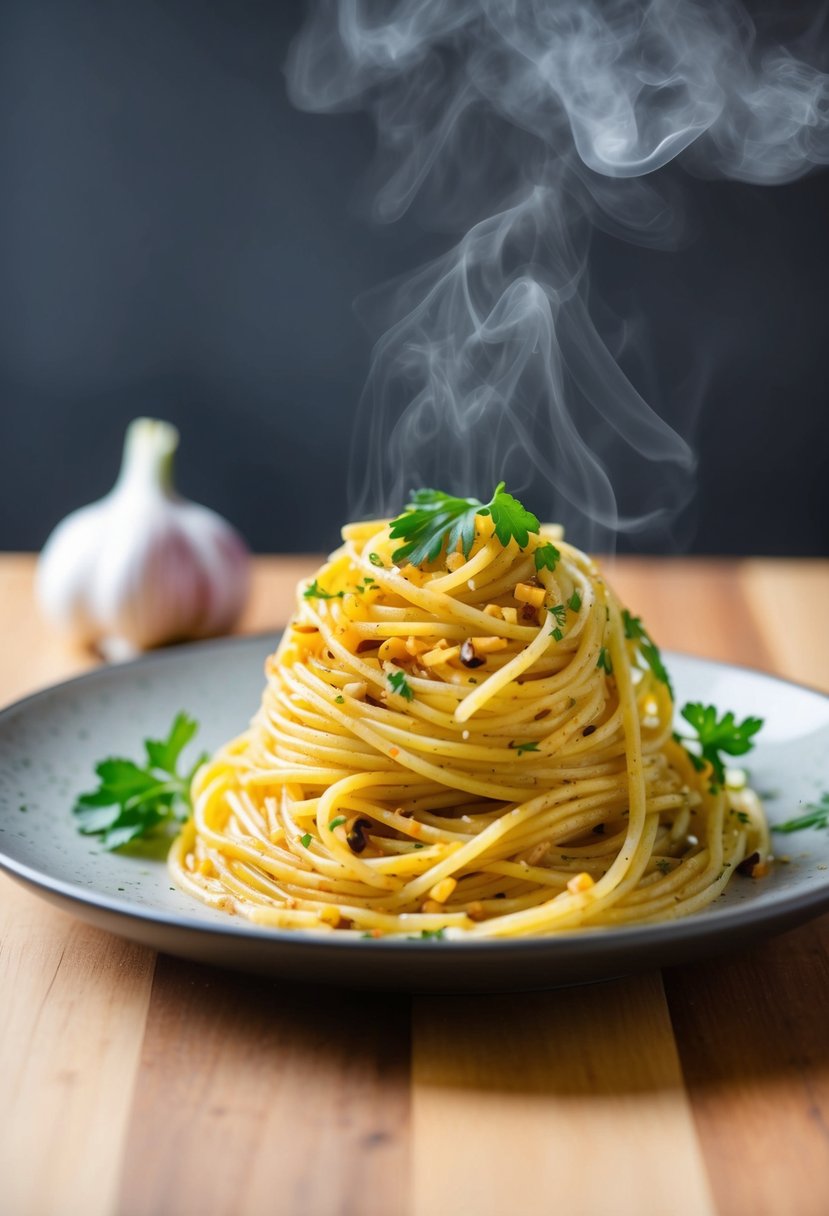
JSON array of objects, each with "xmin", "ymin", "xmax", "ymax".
[
  {"xmin": 676, "ymin": 703, "xmax": 763, "ymax": 791},
  {"xmin": 622, "ymin": 609, "xmax": 673, "ymax": 699},
  {"xmin": 773, "ymin": 793, "xmax": 829, "ymax": 834},
  {"xmin": 389, "ymin": 482, "xmax": 540, "ymax": 567},
  {"xmin": 74, "ymin": 712, "xmax": 206, "ymax": 851}
]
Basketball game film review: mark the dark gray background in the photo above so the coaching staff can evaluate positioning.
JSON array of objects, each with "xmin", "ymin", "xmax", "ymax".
[{"xmin": 1, "ymin": 0, "xmax": 827, "ymax": 555}]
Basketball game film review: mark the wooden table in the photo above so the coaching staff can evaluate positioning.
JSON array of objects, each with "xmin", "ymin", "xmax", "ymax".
[{"xmin": 2, "ymin": 554, "xmax": 828, "ymax": 1216}]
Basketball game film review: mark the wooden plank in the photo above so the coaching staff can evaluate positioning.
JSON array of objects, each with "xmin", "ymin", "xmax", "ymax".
[
  {"xmin": 609, "ymin": 557, "xmax": 775, "ymax": 669},
  {"xmin": 664, "ymin": 915, "xmax": 829, "ymax": 1216},
  {"xmin": 661, "ymin": 559, "xmax": 829, "ymax": 1216},
  {"xmin": 741, "ymin": 559, "xmax": 829, "ymax": 691},
  {"xmin": 118, "ymin": 956, "xmax": 411, "ymax": 1216},
  {"xmin": 412, "ymin": 972, "xmax": 715, "ymax": 1216},
  {"xmin": 0, "ymin": 880, "xmax": 156, "ymax": 1216}
]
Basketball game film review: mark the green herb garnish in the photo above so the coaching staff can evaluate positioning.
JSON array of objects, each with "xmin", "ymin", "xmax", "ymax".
[
  {"xmin": 329, "ymin": 816, "xmax": 347, "ymax": 830},
  {"xmin": 334, "ymin": 695, "xmax": 345, "ymax": 704},
  {"xmin": 389, "ymin": 482, "xmax": 540, "ymax": 567},
  {"xmin": 622, "ymin": 609, "xmax": 673, "ymax": 698},
  {"xmin": 387, "ymin": 670, "xmax": 414, "ymax": 702},
  {"xmin": 416, "ymin": 928, "xmax": 446, "ymax": 940},
  {"xmin": 534, "ymin": 542, "xmax": 561, "ymax": 573},
  {"xmin": 300, "ymin": 832, "xmax": 313, "ymax": 848},
  {"xmin": 597, "ymin": 647, "xmax": 613, "ymax": 675},
  {"xmin": 773, "ymin": 794, "xmax": 829, "ymax": 834},
  {"xmin": 510, "ymin": 741, "xmax": 540, "ymax": 755},
  {"xmin": 549, "ymin": 603, "xmax": 567, "ymax": 643},
  {"xmin": 368, "ymin": 552, "xmax": 384, "ymax": 568},
  {"xmin": 303, "ymin": 579, "xmax": 344, "ymax": 600},
  {"xmin": 568, "ymin": 590, "xmax": 582, "ymax": 612},
  {"xmin": 73, "ymin": 712, "xmax": 206, "ymax": 851},
  {"xmin": 677, "ymin": 703, "xmax": 764, "ymax": 791}
]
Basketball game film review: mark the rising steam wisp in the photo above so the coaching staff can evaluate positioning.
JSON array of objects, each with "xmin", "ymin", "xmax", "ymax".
[{"xmin": 288, "ymin": 0, "xmax": 829, "ymax": 550}]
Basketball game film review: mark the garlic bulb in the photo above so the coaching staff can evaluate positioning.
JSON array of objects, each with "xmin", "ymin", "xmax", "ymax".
[{"xmin": 36, "ymin": 418, "xmax": 250, "ymax": 651}]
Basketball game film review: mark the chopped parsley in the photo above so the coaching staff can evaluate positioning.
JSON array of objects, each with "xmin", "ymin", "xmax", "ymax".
[
  {"xmin": 387, "ymin": 670, "xmax": 414, "ymax": 702},
  {"xmin": 334, "ymin": 695, "xmax": 345, "ymax": 704},
  {"xmin": 73, "ymin": 712, "xmax": 206, "ymax": 851},
  {"xmin": 773, "ymin": 793, "xmax": 829, "ymax": 834},
  {"xmin": 510, "ymin": 740, "xmax": 540, "ymax": 755},
  {"xmin": 622, "ymin": 609, "xmax": 673, "ymax": 698},
  {"xmin": 368, "ymin": 552, "xmax": 385, "ymax": 567},
  {"xmin": 568, "ymin": 590, "xmax": 582, "ymax": 612},
  {"xmin": 300, "ymin": 832, "xmax": 312, "ymax": 848},
  {"xmin": 329, "ymin": 816, "xmax": 347, "ymax": 830},
  {"xmin": 597, "ymin": 647, "xmax": 613, "ymax": 675},
  {"xmin": 677, "ymin": 703, "xmax": 764, "ymax": 791},
  {"xmin": 389, "ymin": 483, "xmax": 540, "ymax": 567},
  {"xmin": 534, "ymin": 542, "xmax": 561, "ymax": 573},
  {"xmin": 549, "ymin": 603, "xmax": 566, "ymax": 642},
  {"xmin": 303, "ymin": 579, "xmax": 344, "ymax": 600},
  {"xmin": 655, "ymin": 858, "xmax": 672, "ymax": 875},
  {"xmin": 415, "ymin": 928, "xmax": 446, "ymax": 940}
]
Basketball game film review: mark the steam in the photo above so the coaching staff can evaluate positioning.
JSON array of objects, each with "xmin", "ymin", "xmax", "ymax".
[{"xmin": 287, "ymin": 0, "xmax": 829, "ymax": 548}]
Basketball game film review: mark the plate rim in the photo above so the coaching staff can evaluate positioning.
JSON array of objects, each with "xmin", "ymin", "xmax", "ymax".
[{"xmin": 1, "ymin": 634, "xmax": 828, "ymax": 960}]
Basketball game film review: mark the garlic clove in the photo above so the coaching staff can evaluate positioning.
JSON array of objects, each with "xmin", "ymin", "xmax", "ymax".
[{"xmin": 36, "ymin": 417, "xmax": 251, "ymax": 651}]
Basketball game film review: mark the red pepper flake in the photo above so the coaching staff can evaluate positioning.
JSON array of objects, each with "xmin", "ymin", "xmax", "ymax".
[{"xmin": 389, "ymin": 746, "xmax": 399, "ymax": 758}]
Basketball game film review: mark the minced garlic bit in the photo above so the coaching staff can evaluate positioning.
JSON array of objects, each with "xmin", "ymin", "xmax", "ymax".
[
  {"xmin": 567, "ymin": 872, "xmax": 595, "ymax": 895},
  {"xmin": 423, "ymin": 644, "xmax": 461, "ymax": 667},
  {"xmin": 514, "ymin": 582, "xmax": 546, "ymax": 608},
  {"xmin": 471, "ymin": 636, "xmax": 508, "ymax": 654}
]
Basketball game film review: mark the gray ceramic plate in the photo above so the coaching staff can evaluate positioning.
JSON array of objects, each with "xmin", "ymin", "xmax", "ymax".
[{"xmin": 1, "ymin": 634, "xmax": 828, "ymax": 992}]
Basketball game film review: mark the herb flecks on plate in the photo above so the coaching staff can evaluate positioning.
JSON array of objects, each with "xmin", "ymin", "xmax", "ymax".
[{"xmin": 74, "ymin": 712, "xmax": 205, "ymax": 850}]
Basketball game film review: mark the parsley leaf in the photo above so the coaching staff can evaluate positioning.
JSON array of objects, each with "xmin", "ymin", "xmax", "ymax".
[
  {"xmin": 368, "ymin": 553, "xmax": 385, "ymax": 568},
  {"xmin": 387, "ymin": 670, "xmax": 414, "ymax": 702},
  {"xmin": 73, "ymin": 712, "xmax": 205, "ymax": 851},
  {"xmin": 534, "ymin": 542, "xmax": 561, "ymax": 573},
  {"xmin": 510, "ymin": 741, "xmax": 540, "ymax": 755},
  {"xmin": 300, "ymin": 832, "xmax": 312, "ymax": 848},
  {"xmin": 568, "ymin": 590, "xmax": 582, "ymax": 612},
  {"xmin": 773, "ymin": 794, "xmax": 829, "ymax": 834},
  {"xmin": 303, "ymin": 579, "xmax": 344, "ymax": 600},
  {"xmin": 622, "ymin": 609, "xmax": 673, "ymax": 699},
  {"xmin": 329, "ymin": 816, "xmax": 347, "ymax": 830},
  {"xmin": 678, "ymin": 703, "xmax": 764, "ymax": 790},
  {"xmin": 597, "ymin": 647, "xmax": 613, "ymax": 675},
  {"xmin": 389, "ymin": 482, "xmax": 539, "ymax": 567},
  {"xmin": 415, "ymin": 928, "xmax": 446, "ymax": 940},
  {"xmin": 549, "ymin": 603, "xmax": 567, "ymax": 642}
]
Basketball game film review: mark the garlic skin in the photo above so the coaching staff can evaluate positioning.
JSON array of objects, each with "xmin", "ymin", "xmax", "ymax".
[{"xmin": 36, "ymin": 418, "xmax": 250, "ymax": 650}]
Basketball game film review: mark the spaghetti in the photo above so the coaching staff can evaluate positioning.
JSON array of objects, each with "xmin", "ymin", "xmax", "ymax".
[{"xmin": 169, "ymin": 510, "xmax": 769, "ymax": 938}]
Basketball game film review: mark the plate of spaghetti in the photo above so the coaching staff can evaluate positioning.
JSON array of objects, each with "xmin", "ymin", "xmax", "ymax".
[{"xmin": 1, "ymin": 488, "xmax": 828, "ymax": 991}]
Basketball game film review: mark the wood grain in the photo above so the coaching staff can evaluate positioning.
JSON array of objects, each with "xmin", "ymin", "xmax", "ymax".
[
  {"xmin": 119, "ymin": 958, "xmax": 411, "ymax": 1216},
  {"xmin": 413, "ymin": 973, "xmax": 715, "ymax": 1216},
  {"xmin": 665, "ymin": 916, "xmax": 829, "ymax": 1216},
  {"xmin": 0, "ymin": 881, "xmax": 155, "ymax": 1216},
  {"xmin": 1, "ymin": 555, "xmax": 828, "ymax": 1216}
]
